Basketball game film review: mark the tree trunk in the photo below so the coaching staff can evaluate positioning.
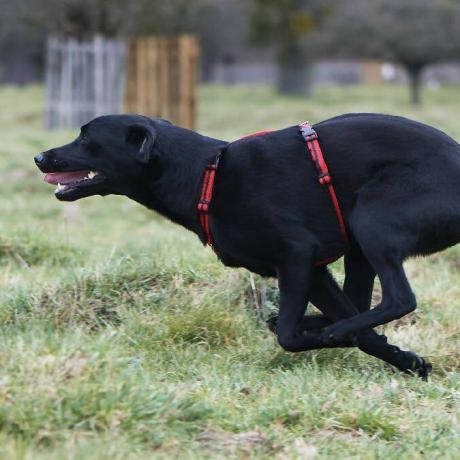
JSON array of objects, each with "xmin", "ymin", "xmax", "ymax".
[
  {"xmin": 276, "ymin": 45, "xmax": 312, "ymax": 97},
  {"xmin": 1, "ymin": 33, "xmax": 43, "ymax": 85},
  {"xmin": 406, "ymin": 65, "xmax": 424, "ymax": 106}
]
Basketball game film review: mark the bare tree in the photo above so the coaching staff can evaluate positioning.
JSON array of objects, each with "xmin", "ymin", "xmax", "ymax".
[
  {"xmin": 16, "ymin": 0, "xmax": 135, "ymax": 38},
  {"xmin": 4, "ymin": 0, "xmax": 215, "ymax": 39},
  {"xmin": 320, "ymin": 0, "xmax": 460, "ymax": 105}
]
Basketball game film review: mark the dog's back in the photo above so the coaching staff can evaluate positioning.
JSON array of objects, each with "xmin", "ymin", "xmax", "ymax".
[{"xmin": 213, "ymin": 113, "xmax": 460, "ymax": 268}]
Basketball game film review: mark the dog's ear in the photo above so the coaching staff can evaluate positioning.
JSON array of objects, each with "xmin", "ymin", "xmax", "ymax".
[{"xmin": 126, "ymin": 123, "xmax": 157, "ymax": 163}]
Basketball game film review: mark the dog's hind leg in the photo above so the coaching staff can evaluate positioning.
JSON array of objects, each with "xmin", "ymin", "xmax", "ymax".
[
  {"xmin": 274, "ymin": 257, "xmax": 430, "ymax": 376},
  {"xmin": 321, "ymin": 258, "xmax": 416, "ymax": 342},
  {"xmin": 320, "ymin": 172, "xmax": 420, "ymax": 342},
  {"xmin": 309, "ymin": 268, "xmax": 430, "ymax": 377}
]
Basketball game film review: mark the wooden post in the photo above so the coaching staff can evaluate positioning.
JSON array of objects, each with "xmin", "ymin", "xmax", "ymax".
[
  {"xmin": 124, "ymin": 35, "xmax": 199, "ymax": 129},
  {"xmin": 178, "ymin": 35, "xmax": 199, "ymax": 129}
]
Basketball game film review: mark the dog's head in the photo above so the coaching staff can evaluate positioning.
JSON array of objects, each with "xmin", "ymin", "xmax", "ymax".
[{"xmin": 35, "ymin": 114, "xmax": 166, "ymax": 201}]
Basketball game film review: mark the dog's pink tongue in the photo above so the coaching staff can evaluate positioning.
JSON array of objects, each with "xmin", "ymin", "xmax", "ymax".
[{"xmin": 44, "ymin": 171, "xmax": 89, "ymax": 185}]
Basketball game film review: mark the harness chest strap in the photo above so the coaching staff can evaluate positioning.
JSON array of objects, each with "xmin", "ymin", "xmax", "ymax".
[
  {"xmin": 197, "ymin": 154, "xmax": 220, "ymax": 247},
  {"xmin": 197, "ymin": 124, "xmax": 349, "ymax": 256},
  {"xmin": 299, "ymin": 122, "xmax": 349, "ymax": 244}
]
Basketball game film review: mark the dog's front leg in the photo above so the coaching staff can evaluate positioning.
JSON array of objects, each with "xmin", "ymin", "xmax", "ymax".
[
  {"xmin": 267, "ymin": 314, "xmax": 356, "ymax": 348},
  {"xmin": 267, "ymin": 314, "xmax": 332, "ymax": 335},
  {"xmin": 274, "ymin": 248, "xmax": 339, "ymax": 352},
  {"xmin": 343, "ymin": 246, "xmax": 376, "ymax": 313}
]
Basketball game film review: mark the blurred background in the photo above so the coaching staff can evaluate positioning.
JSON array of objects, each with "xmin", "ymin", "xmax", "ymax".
[
  {"xmin": 1, "ymin": 1, "xmax": 460, "ymax": 459},
  {"xmin": 3, "ymin": 0, "xmax": 460, "ymax": 119}
]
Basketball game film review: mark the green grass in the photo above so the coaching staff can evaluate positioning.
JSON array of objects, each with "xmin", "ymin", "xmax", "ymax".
[{"xmin": 0, "ymin": 83, "xmax": 459, "ymax": 459}]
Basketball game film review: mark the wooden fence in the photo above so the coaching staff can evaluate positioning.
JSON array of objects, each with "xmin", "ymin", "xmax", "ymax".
[
  {"xmin": 125, "ymin": 35, "xmax": 199, "ymax": 129},
  {"xmin": 45, "ymin": 36, "xmax": 126, "ymax": 129}
]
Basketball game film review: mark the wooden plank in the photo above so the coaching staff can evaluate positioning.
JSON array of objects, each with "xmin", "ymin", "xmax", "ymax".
[
  {"xmin": 147, "ymin": 36, "xmax": 159, "ymax": 117},
  {"xmin": 190, "ymin": 36, "xmax": 200, "ymax": 129},
  {"xmin": 93, "ymin": 35, "xmax": 104, "ymax": 117},
  {"xmin": 69, "ymin": 38, "xmax": 77, "ymax": 126},
  {"xmin": 116, "ymin": 41, "xmax": 127, "ymax": 114},
  {"xmin": 45, "ymin": 37, "xmax": 55, "ymax": 129},
  {"xmin": 73, "ymin": 39, "xmax": 81, "ymax": 125},
  {"xmin": 179, "ymin": 35, "xmax": 199, "ymax": 129},
  {"xmin": 125, "ymin": 39, "xmax": 137, "ymax": 113},
  {"xmin": 60, "ymin": 39, "xmax": 71, "ymax": 128},
  {"xmin": 84, "ymin": 43, "xmax": 92, "ymax": 123},
  {"xmin": 178, "ymin": 36, "xmax": 188, "ymax": 128},
  {"xmin": 179, "ymin": 35, "xmax": 194, "ymax": 129},
  {"xmin": 122, "ymin": 34, "xmax": 199, "ymax": 128},
  {"xmin": 170, "ymin": 37, "xmax": 180, "ymax": 124},
  {"xmin": 160, "ymin": 36, "xmax": 171, "ymax": 120},
  {"xmin": 137, "ymin": 38, "xmax": 147, "ymax": 114}
]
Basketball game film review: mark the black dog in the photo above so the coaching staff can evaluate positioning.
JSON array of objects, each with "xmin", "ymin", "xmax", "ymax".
[{"xmin": 36, "ymin": 113, "xmax": 460, "ymax": 378}]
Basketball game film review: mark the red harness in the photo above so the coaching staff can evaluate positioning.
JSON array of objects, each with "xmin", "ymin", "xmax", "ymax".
[{"xmin": 197, "ymin": 122, "xmax": 349, "ymax": 263}]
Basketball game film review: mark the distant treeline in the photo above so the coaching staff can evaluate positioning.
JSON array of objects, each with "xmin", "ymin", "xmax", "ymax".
[{"xmin": 2, "ymin": 0, "xmax": 460, "ymax": 103}]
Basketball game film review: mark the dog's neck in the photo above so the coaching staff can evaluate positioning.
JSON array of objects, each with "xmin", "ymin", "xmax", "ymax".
[{"xmin": 128, "ymin": 124, "xmax": 226, "ymax": 238}]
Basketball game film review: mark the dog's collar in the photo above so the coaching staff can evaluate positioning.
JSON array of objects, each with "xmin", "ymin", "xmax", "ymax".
[
  {"xmin": 197, "ymin": 151, "xmax": 221, "ymax": 249},
  {"xmin": 196, "ymin": 123, "xmax": 348, "ymax": 262}
]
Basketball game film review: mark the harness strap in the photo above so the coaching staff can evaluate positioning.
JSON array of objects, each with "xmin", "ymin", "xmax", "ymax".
[
  {"xmin": 197, "ymin": 133, "xmax": 274, "ymax": 247},
  {"xmin": 197, "ymin": 124, "xmax": 349, "ymax": 259},
  {"xmin": 299, "ymin": 122, "xmax": 349, "ymax": 244},
  {"xmin": 197, "ymin": 152, "xmax": 221, "ymax": 247},
  {"xmin": 239, "ymin": 130, "xmax": 274, "ymax": 139}
]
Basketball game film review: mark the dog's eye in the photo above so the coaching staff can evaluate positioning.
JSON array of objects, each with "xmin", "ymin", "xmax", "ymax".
[{"xmin": 127, "ymin": 131, "xmax": 143, "ymax": 144}]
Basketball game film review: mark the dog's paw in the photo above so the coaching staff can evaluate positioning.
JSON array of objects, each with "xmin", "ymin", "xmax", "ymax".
[
  {"xmin": 403, "ymin": 353, "xmax": 433, "ymax": 381},
  {"xmin": 266, "ymin": 316, "xmax": 278, "ymax": 334},
  {"xmin": 416, "ymin": 358, "xmax": 433, "ymax": 381}
]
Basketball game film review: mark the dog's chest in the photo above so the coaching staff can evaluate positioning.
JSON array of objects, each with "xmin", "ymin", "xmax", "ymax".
[{"xmin": 216, "ymin": 249, "xmax": 276, "ymax": 277}]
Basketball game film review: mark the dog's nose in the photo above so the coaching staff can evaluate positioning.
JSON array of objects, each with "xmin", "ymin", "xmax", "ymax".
[{"xmin": 34, "ymin": 154, "xmax": 45, "ymax": 165}]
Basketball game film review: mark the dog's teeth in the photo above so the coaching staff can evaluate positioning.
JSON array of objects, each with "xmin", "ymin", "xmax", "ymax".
[
  {"xmin": 55, "ymin": 183, "xmax": 66, "ymax": 194},
  {"xmin": 88, "ymin": 171, "xmax": 98, "ymax": 179}
]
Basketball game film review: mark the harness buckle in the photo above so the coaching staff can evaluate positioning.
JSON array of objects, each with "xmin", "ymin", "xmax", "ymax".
[
  {"xmin": 198, "ymin": 200, "xmax": 210, "ymax": 212},
  {"xmin": 300, "ymin": 124, "xmax": 318, "ymax": 141},
  {"xmin": 318, "ymin": 172, "xmax": 331, "ymax": 185}
]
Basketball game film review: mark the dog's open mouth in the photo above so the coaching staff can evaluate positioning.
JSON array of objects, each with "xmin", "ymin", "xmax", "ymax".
[{"xmin": 43, "ymin": 170, "xmax": 106, "ymax": 200}]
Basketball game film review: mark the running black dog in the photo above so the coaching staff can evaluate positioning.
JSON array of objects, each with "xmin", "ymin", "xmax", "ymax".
[{"xmin": 35, "ymin": 113, "xmax": 460, "ymax": 378}]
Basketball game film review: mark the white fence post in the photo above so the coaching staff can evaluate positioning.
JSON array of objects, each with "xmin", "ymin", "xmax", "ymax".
[{"xmin": 45, "ymin": 35, "xmax": 127, "ymax": 130}]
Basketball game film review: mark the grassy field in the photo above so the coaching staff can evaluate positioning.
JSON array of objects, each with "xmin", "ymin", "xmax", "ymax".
[{"xmin": 0, "ymin": 84, "xmax": 459, "ymax": 459}]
